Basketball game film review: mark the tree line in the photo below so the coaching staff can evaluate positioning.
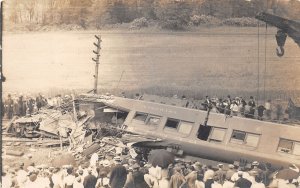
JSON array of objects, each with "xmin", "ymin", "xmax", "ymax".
[{"xmin": 4, "ymin": 0, "xmax": 300, "ymax": 30}]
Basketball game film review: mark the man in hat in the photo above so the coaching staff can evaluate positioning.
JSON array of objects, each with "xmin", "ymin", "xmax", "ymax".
[
  {"xmin": 248, "ymin": 96, "xmax": 256, "ymax": 119},
  {"xmin": 74, "ymin": 176, "xmax": 84, "ymax": 188},
  {"xmin": 211, "ymin": 176, "xmax": 222, "ymax": 188},
  {"xmin": 51, "ymin": 167, "xmax": 62, "ymax": 188},
  {"xmin": 204, "ymin": 165, "xmax": 215, "ymax": 183},
  {"xmin": 113, "ymin": 156, "xmax": 122, "ymax": 165},
  {"xmin": 109, "ymin": 163, "xmax": 127, "ymax": 188},
  {"xmin": 125, "ymin": 163, "xmax": 150, "ymax": 188},
  {"xmin": 215, "ymin": 163, "xmax": 226, "ymax": 184},
  {"xmin": 16, "ymin": 163, "xmax": 27, "ymax": 187},
  {"xmin": 124, "ymin": 163, "xmax": 139, "ymax": 188},
  {"xmin": 249, "ymin": 161, "xmax": 263, "ymax": 180},
  {"xmin": 148, "ymin": 164, "xmax": 162, "ymax": 181},
  {"xmin": 96, "ymin": 170, "xmax": 109, "ymax": 188},
  {"xmin": 144, "ymin": 165, "xmax": 159, "ymax": 188},
  {"xmin": 234, "ymin": 171, "xmax": 252, "ymax": 188},
  {"xmin": 223, "ymin": 176, "xmax": 235, "ymax": 188},
  {"xmin": 202, "ymin": 96, "xmax": 211, "ymax": 111},
  {"xmin": 169, "ymin": 166, "xmax": 185, "ymax": 188},
  {"xmin": 225, "ymin": 164, "xmax": 236, "ymax": 180},
  {"xmin": 2, "ymin": 171, "xmax": 13, "ymax": 188},
  {"xmin": 63, "ymin": 168, "xmax": 75, "ymax": 188},
  {"xmin": 90, "ymin": 153, "xmax": 98, "ymax": 167},
  {"xmin": 83, "ymin": 168, "xmax": 97, "ymax": 188},
  {"xmin": 265, "ymin": 99, "xmax": 272, "ymax": 120},
  {"xmin": 36, "ymin": 93, "xmax": 43, "ymax": 111},
  {"xmin": 24, "ymin": 172, "xmax": 39, "ymax": 188},
  {"xmin": 4, "ymin": 94, "xmax": 14, "ymax": 119},
  {"xmin": 257, "ymin": 105, "xmax": 266, "ymax": 120},
  {"xmin": 192, "ymin": 161, "xmax": 203, "ymax": 173}
]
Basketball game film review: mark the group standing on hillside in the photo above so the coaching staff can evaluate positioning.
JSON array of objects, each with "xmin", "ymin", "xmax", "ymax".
[{"xmin": 2, "ymin": 93, "xmax": 73, "ymax": 119}]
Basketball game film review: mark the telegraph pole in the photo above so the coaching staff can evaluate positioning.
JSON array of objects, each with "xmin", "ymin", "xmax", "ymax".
[{"xmin": 92, "ymin": 35, "xmax": 101, "ymax": 94}]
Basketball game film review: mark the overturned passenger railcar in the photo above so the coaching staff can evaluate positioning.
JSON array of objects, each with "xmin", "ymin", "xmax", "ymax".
[{"xmin": 79, "ymin": 94, "xmax": 300, "ymax": 168}]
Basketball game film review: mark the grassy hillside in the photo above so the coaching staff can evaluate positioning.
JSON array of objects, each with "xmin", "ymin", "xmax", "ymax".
[{"xmin": 3, "ymin": 27, "xmax": 300, "ymax": 100}]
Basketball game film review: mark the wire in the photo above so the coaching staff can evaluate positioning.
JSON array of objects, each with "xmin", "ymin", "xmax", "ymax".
[
  {"xmin": 257, "ymin": 19, "xmax": 260, "ymax": 104},
  {"xmin": 264, "ymin": 23, "xmax": 268, "ymax": 104}
]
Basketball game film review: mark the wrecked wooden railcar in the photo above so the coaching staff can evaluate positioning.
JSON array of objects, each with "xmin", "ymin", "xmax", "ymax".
[
  {"xmin": 78, "ymin": 93, "xmax": 300, "ymax": 168},
  {"xmin": 5, "ymin": 108, "xmax": 88, "ymax": 141}
]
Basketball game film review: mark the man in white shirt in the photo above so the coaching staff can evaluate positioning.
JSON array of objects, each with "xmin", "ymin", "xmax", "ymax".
[{"xmin": 223, "ymin": 177, "xmax": 234, "ymax": 188}]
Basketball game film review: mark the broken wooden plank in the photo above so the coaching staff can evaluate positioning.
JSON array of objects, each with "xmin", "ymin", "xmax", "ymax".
[
  {"xmin": 82, "ymin": 143, "xmax": 101, "ymax": 157},
  {"xmin": 6, "ymin": 150, "xmax": 24, "ymax": 156}
]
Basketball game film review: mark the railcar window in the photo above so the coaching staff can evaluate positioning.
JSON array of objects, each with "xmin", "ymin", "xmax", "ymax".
[
  {"xmin": 277, "ymin": 139, "xmax": 300, "ymax": 156},
  {"xmin": 230, "ymin": 130, "xmax": 260, "ymax": 147},
  {"xmin": 231, "ymin": 131, "xmax": 246, "ymax": 141},
  {"xmin": 245, "ymin": 134, "xmax": 260, "ymax": 147},
  {"xmin": 209, "ymin": 128, "xmax": 226, "ymax": 142},
  {"xmin": 133, "ymin": 112, "xmax": 148, "ymax": 122},
  {"xmin": 197, "ymin": 125, "xmax": 212, "ymax": 141},
  {"xmin": 293, "ymin": 143, "xmax": 300, "ymax": 155},
  {"xmin": 165, "ymin": 119, "xmax": 180, "ymax": 129},
  {"xmin": 178, "ymin": 121, "xmax": 193, "ymax": 135},
  {"xmin": 145, "ymin": 115, "xmax": 161, "ymax": 126},
  {"xmin": 277, "ymin": 139, "xmax": 293, "ymax": 153}
]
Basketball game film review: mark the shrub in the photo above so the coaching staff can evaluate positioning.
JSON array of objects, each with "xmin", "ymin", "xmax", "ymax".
[
  {"xmin": 156, "ymin": 2, "xmax": 192, "ymax": 30},
  {"xmin": 190, "ymin": 15, "xmax": 221, "ymax": 26},
  {"xmin": 130, "ymin": 17, "xmax": 148, "ymax": 29},
  {"xmin": 222, "ymin": 17, "xmax": 258, "ymax": 27}
]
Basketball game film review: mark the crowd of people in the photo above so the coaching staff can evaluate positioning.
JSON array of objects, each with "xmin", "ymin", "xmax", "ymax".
[
  {"xmin": 200, "ymin": 95, "xmax": 287, "ymax": 121},
  {"xmin": 2, "ymin": 93, "xmax": 73, "ymax": 120},
  {"xmin": 3, "ymin": 92, "xmax": 290, "ymax": 123},
  {"xmin": 2, "ymin": 153, "xmax": 300, "ymax": 188}
]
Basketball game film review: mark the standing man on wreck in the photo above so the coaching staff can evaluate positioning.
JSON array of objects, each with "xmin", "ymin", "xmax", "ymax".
[{"xmin": 4, "ymin": 94, "xmax": 14, "ymax": 119}]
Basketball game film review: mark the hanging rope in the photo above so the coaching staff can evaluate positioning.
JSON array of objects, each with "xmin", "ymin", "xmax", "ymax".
[{"xmin": 257, "ymin": 20, "xmax": 260, "ymax": 104}]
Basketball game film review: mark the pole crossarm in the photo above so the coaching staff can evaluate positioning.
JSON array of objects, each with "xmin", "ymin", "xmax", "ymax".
[{"xmin": 92, "ymin": 35, "xmax": 102, "ymax": 94}]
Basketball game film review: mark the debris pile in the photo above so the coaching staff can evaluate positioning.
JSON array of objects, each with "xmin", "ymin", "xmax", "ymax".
[{"xmin": 2, "ymin": 96, "xmax": 143, "ymax": 169}]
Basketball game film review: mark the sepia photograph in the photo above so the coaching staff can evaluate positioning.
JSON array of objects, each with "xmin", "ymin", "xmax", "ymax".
[{"xmin": 1, "ymin": 0, "xmax": 300, "ymax": 187}]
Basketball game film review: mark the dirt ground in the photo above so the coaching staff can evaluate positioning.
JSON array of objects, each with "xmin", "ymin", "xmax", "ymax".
[{"xmin": 3, "ymin": 27, "xmax": 300, "ymax": 100}]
